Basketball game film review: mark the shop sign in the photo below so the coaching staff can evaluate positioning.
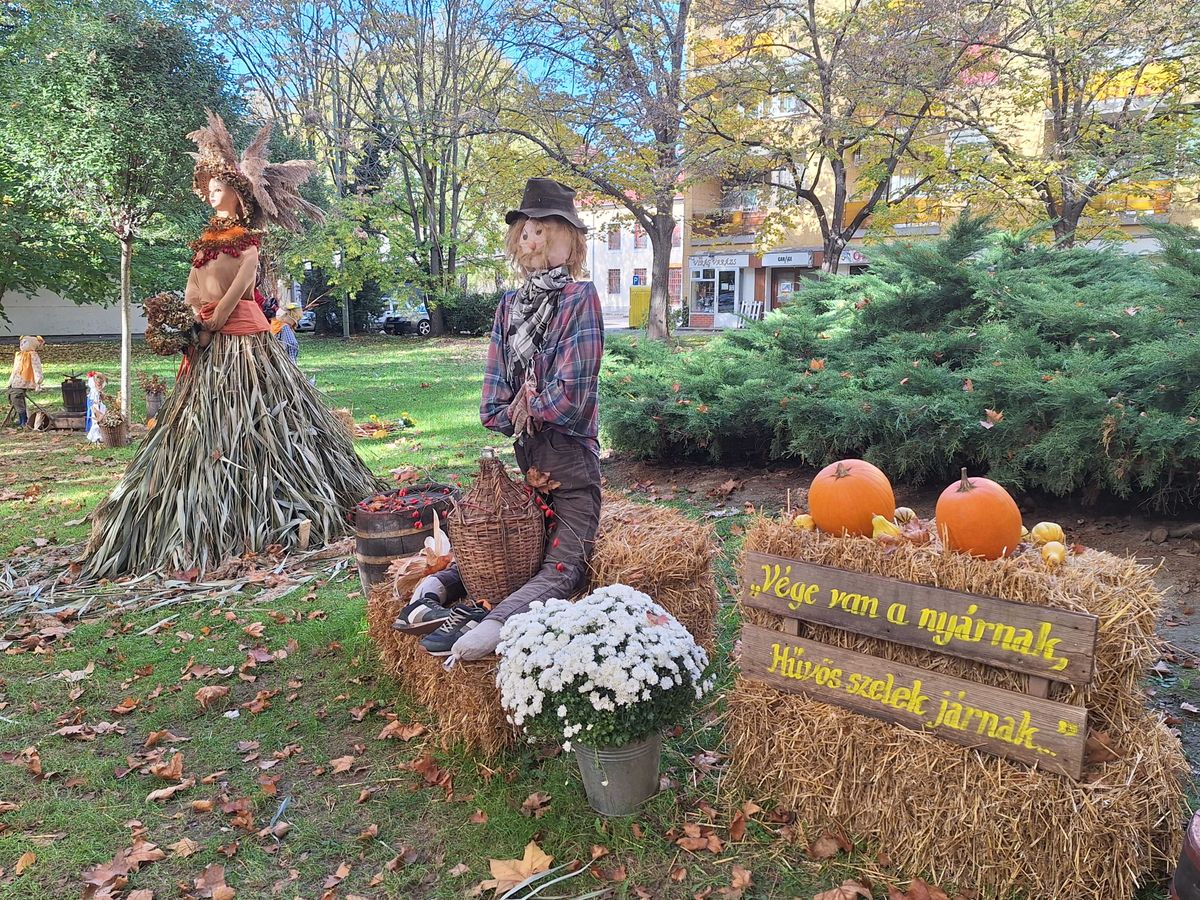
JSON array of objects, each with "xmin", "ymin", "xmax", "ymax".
[
  {"xmin": 763, "ymin": 251, "xmax": 814, "ymax": 268},
  {"xmin": 689, "ymin": 254, "xmax": 750, "ymax": 269},
  {"xmin": 839, "ymin": 248, "xmax": 869, "ymax": 266}
]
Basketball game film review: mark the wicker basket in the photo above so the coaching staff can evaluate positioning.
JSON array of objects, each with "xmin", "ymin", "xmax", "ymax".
[
  {"xmin": 447, "ymin": 448, "xmax": 545, "ymax": 605},
  {"xmin": 99, "ymin": 422, "xmax": 129, "ymax": 448}
]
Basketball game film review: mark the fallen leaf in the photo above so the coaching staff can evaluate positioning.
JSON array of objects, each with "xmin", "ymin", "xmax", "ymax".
[
  {"xmin": 730, "ymin": 810, "xmax": 748, "ymax": 842},
  {"xmin": 323, "ymin": 861, "xmax": 351, "ymax": 889},
  {"xmin": 358, "ymin": 823, "xmax": 379, "ymax": 841},
  {"xmin": 448, "ymin": 862, "xmax": 471, "ymax": 877},
  {"xmin": 146, "ymin": 777, "xmax": 194, "ymax": 802},
  {"xmin": 722, "ymin": 865, "xmax": 752, "ymax": 897},
  {"xmin": 809, "ymin": 829, "xmax": 852, "ymax": 859},
  {"xmin": 330, "ymin": 755, "xmax": 356, "ymax": 774},
  {"xmin": 150, "ymin": 752, "xmax": 184, "ymax": 782},
  {"xmin": 592, "ymin": 863, "xmax": 627, "ymax": 882},
  {"xmin": 520, "ymin": 791, "xmax": 552, "ymax": 818},
  {"xmin": 479, "ymin": 842, "xmax": 553, "ymax": 894},
  {"xmin": 14, "ymin": 850, "xmax": 35, "ymax": 874},
  {"xmin": 194, "ymin": 862, "xmax": 231, "ymax": 898},
  {"xmin": 195, "ymin": 686, "xmax": 231, "ymax": 710},
  {"xmin": 814, "ymin": 880, "xmax": 873, "ymax": 900},
  {"xmin": 671, "ymin": 865, "xmax": 687, "ymax": 882},
  {"xmin": 144, "ymin": 730, "xmax": 190, "ymax": 748},
  {"xmin": 378, "ymin": 721, "xmax": 427, "ymax": 741},
  {"xmin": 110, "ymin": 697, "xmax": 140, "ymax": 716},
  {"xmin": 469, "ymin": 809, "xmax": 489, "ymax": 825},
  {"xmin": 242, "ymin": 622, "xmax": 265, "ymax": 638},
  {"xmin": 169, "ymin": 837, "xmax": 200, "ymax": 858}
]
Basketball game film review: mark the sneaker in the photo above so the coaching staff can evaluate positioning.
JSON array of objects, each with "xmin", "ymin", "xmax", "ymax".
[
  {"xmin": 419, "ymin": 604, "xmax": 489, "ymax": 656},
  {"xmin": 393, "ymin": 593, "xmax": 455, "ymax": 636}
]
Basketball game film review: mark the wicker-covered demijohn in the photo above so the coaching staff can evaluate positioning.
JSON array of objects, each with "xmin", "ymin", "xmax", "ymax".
[{"xmin": 447, "ymin": 448, "xmax": 544, "ymax": 605}]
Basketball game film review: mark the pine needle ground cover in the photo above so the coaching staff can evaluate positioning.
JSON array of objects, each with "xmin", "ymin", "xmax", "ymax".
[{"xmin": 602, "ymin": 218, "xmax": 1200, "ymax": 511}]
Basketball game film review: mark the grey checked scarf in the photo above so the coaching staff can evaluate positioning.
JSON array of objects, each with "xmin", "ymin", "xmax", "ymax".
[{"xmin": 505, "ymin": 265, "xmax": 571, "ymax": 385}]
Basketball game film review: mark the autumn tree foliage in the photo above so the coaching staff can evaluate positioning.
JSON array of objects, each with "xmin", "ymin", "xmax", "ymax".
[{"xmin": 602, "ymin": 214, "xmax": 1200, "ymax": 509}]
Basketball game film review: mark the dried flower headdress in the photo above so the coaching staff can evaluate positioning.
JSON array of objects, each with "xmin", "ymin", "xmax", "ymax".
[{"xmin": 187, "ymin": 109, "xmax": 325, "ymax": 233}]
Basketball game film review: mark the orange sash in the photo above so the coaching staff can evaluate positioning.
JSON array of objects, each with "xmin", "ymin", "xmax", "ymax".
[{"xmin": 199, "ymin": 299, "xmax": 270, "ymax": 335}]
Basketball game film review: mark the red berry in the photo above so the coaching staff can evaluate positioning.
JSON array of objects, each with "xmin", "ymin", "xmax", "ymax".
[
  {"xmin": 552, "ymin": 537, "xmax": 559, "ymax": 548},
  {"xmin": 555, "ymin": 562, "xmax": 565, "ymax": 572}
]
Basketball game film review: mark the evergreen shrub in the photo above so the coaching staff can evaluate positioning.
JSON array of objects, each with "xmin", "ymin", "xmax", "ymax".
[
  {"xmin": 440, "ymin": 290, "xmax": 503, "ymax": 335},
  {"xmin": 601, "ymin": 216, "xmax": 1200, "ymax": 509}
]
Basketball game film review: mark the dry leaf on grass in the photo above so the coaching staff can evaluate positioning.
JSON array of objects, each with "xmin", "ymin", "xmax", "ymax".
[
  {"xmin": 814, "ymin": 880, "xmax": 873, "ymax": 900},
  {"xmin": 146, "ymin": 777, "xmax": 195, "ymax": 803},
  {"xmin": 675, "ymin": 823, "xmax": 724, "ymax": 853},
  {"xmin": 720, "ymin": 865, "xmax": 753, "ymax": 898},
  {"xmin": 448, "ymin": 863, "xmax": 470, "ymax": 877},
  {"xmin": 169, "ymin": 838, "xmax": 200, "ymax": 858},
  {"xmin": 888, "ymin": 877, "xmax": 953, "ymax": 900},
  {"xmin": 194, "ymin": 863, "xmax": 233, "ymax": 898},
  {"xmin": 520, "ymin": 792, "xmax": 552, "ymax": 818},
  {"xmin": 14, "ymin": 851, "xmax": 35, "ymax": 874},
  {"xmin": 378, "ymin": 721, "xmax": 427, "ymax": 741},
  {"xmin": 478, "ymin": 842, "xmax": 553, "ymax": 894},
  {"xmin": 809, "ymin": 829, "xmax": 853, "ymax": 860},
  {"xmin": 329, "ymin": 755, "xmax": 356, "ymax": 774},
  {"xmin": 195, "ymin": 686, "xmax": 230, "ymax": 710},
  {"xmin": 110, "ymin": 697, "xmax": 140, "ymax": 716},
  {"xmin": 469, "ymin": 809, "xmax": 488, "ymax": 825},
  {"xmin": 150, "ymin": 752, "xmax": 184, "ymax": 782}
]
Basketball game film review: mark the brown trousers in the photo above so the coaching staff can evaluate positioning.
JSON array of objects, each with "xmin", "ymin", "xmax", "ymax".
[{"xmin": 435, "ymin": 428, "xmax": 602, "ymax": 623}]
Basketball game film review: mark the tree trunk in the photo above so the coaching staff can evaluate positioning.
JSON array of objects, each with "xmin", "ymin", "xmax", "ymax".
[
  {"xmin": 647, "ymin": 217, "xmax": 673, "ymax": 341},
  {"xmin": 427, "ymin": 244, "xmax": 447, "ymax": 336},
  {"xmin": 119, "ymin": 233, "xmax": 133, "ymax": 418},
  {"xmin": 822, "ymin": 235, "xmax": 846, "ymax": 274}
]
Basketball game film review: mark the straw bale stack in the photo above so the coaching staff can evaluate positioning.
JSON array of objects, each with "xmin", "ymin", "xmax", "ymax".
[
  {"xmin": 727, "ymin": 517, "xmax": 1189, "ymax": 899},
  {"xmin": 366, "ymin": 496, "xmax": 719, "ymax": 755}
]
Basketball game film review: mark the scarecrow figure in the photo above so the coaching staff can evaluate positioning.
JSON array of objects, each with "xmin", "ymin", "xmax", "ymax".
[
  {"xmin": 394, "ymin": 178, "xmax": 604, "ymax": 661},
  {"xmin": 7, "ymin": 336, "xmax": 45, "ymax": 428},
  {"xmin": 272, "ymin": 302, "xmax": 303, "ymax": 364},
  {"xmin": 82, "ymin": 110, "xmax": 380, "ymax": 578}
]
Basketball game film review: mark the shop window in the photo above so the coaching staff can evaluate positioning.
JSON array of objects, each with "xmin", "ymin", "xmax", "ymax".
[
  {"xmin": 607, "ymin": 268, "xmax": 621, "ymax": 294},
  {"xmin": 633, "ymin": 225, "xmax": 647, "ymax": 249}
]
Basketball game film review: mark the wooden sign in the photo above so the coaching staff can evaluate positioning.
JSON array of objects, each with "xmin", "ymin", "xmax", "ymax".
[
  {"xmin": 742, "ymin": 552, "xmax": 1098, "ymax": 684},
  {"xmin": 741, "ymin": 624, "xmax": 1088, "ymax": 778}
]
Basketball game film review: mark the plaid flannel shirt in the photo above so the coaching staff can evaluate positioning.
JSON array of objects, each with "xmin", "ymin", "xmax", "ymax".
[{"xmin": 480, "ymin": 280, "xmax": 604, "ymax": 455}]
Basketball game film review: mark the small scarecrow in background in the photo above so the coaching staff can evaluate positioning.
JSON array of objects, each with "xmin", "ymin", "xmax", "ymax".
[
  {"xmin": 271, "ymin": 301, "xmax": 303, "ymax": 364},
  {"xmin": 7, "ymin": 335, "xmax": 45, "ymax": 428}
]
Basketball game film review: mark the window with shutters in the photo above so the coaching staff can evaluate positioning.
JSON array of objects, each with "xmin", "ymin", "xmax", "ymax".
[{"xmin": 607, "ymin": 268, "xmax": 621, "ymax": 294}]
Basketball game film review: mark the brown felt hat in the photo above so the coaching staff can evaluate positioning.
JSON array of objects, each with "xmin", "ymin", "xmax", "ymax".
[{"xmin": 505, "ymin": 178, "xmax": 587, "ymax": 232}]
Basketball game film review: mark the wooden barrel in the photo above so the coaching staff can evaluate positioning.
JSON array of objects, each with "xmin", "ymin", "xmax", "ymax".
[
  {"xmin": 354, "ymin": 483, "xmax": 459, "ymax": 595},
  {"xmin": 1171, "ymin": 810, "xmax": 1200, "ymax": 900}
]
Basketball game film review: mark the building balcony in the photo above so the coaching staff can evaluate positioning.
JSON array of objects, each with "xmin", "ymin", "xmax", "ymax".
[{"xmin": 691, "ymin": 209, "xmax": 768, "ymax": 238}]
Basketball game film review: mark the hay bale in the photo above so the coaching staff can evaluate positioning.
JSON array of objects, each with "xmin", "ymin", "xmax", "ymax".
[
  {"xmin": 589, "ymin": 496, "xmax": 719, "ymax": 653},
  {"xmin": 365, "ymin": 498, "xmax": 719, "ymax": 756},
  {"xmin": 728, "ymin": 517, "xmax": 1189, "ymax": 899}
]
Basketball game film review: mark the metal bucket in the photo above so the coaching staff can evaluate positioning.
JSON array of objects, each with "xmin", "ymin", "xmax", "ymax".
[
  {"xmin": 574, "ymin": 732, "xmax": 662, "ymax": 816},
  {"xmin": 1171, "ymin": 810, "xmax": 1200, "ymax": 900}
]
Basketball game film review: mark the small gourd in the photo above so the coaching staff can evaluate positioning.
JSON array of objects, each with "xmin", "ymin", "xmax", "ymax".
[
  {"xmin": 935, "ymin": 468, "xmax": 1022, "ymax": 560},
  {"xmin": 808, "ymin": 459, "xmax": 896, "ymax": 537},
  {"xmin": 1031, "ymin": 522, "xmax": 1065, "ymax": 546},
  {"xmin": 872, "ymin": 515, "xmax": 902, "ymax": 540},
  {"xmin": 894, "ymin": 507, "xmax": 918, "ymax": 525},
  {"xmin": 792, "ymin": 513, "xmax": 815, "ymax": 531},
  {"xmin": 1041, "ymin": 540, "xmax": 1067, "ymax": 568}
]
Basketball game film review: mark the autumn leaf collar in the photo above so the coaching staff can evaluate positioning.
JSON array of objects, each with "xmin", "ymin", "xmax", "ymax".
[{"xmin": 190, "ymin": 216, "xmax": 262, "ymax": 268}]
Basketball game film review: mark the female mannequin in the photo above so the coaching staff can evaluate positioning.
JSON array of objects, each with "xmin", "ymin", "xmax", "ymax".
[{"xmin": 82, "ymin": 112, "xmax": 380, "ymax": 578}]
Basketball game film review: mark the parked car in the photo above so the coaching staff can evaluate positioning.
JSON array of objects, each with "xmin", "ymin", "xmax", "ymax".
[
  {"xmin": 383, "ymin": 300, "xmax": 431, "ymax": 337},
  {"xmin": 296, "ymin": 310, "xmax": 316, "ymax": 333}
]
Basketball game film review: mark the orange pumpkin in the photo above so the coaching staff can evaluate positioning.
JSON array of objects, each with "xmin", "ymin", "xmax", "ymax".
[
  {"xmin": 935, "ymin": 468, "xmax": 1022, "ymax": 559},
  {"xmin": 808, "ymin": 459, "xmax": 895, "ymax": 536}
]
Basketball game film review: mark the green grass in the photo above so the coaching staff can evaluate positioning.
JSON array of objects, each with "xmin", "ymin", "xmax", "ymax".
[{"xmin": 0, "ymin": 335, "xmax": 1179, "ymax": 898}]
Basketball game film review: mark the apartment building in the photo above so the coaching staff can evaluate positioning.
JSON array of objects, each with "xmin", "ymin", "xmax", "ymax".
[
  {"xmin": 682, "ymin": 75, "xmax": 1200, "ymax": 330},
  {"xmin": 578, "ymin": 195, "xmax": 685, "ymax": 324}
]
